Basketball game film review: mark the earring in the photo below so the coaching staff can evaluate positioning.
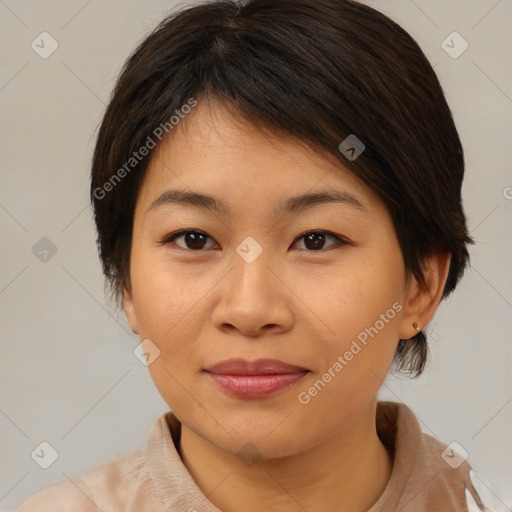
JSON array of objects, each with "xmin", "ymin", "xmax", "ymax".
[{"xmin": 413, "ymin": 322, "xmax": 421, "ymax": 333}]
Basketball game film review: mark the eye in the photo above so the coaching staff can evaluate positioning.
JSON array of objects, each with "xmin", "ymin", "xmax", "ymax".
[
  {"xmin": 161, "ymin": 230, "xmax": 220, "ymax": 251},
  {"xmin": 160, "ymin": 229, "xmax": 348, "ymax": 252},
  {"xmin": 292, "ymin": 230, "xmax": 348, "ymax": 251}
]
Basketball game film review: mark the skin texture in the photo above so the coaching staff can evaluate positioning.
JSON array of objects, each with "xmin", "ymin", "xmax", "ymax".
[{"xmin": 123, "ymin": 98, "xmax": 451, "ymax": 512}]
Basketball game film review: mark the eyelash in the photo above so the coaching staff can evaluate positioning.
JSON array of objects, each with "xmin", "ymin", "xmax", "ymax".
[{"xmin": 159, "ymin": 229, "xmax": 350, "ymax": 252}]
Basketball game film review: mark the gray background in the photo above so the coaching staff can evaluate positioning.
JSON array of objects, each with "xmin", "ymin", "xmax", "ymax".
[{"xmin": 1, "ymin": 0, "xmax": 511, "ymax": 509}]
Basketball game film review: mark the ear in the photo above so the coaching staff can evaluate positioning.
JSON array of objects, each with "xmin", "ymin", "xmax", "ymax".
[
  {"xmin": 123, "ymin": 285, "xmax": 140, "ymax": 335},
  {"xmin": 399, "ymin": 252, "xmax": 451, "ymax": 340}
]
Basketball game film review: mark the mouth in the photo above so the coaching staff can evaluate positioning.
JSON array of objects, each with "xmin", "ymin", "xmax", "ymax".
[{"xmin": 203, "ymin": 358, "xmax": 310, "ymax": 399}]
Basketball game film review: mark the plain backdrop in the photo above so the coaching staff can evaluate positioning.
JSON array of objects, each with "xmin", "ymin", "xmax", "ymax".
[{"xmin": 1, "ymin": 0, "xmax": 511, "ymax": 509}]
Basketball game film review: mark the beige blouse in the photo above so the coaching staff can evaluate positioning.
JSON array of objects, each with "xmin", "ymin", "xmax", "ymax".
[{"xmin": 15, "ymin": 401, "xmax": 506, "ymax": 511}]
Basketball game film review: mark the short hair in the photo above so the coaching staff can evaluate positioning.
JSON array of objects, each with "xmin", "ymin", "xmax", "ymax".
[{"xmin": 90, "ymin": 0, "xmax": 473, "ymax": 377}]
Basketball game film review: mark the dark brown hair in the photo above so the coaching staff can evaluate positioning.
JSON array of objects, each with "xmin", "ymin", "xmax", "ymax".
[{"xmin": 90, "ymin": 0, "xmax": 473, "ymax": 377}]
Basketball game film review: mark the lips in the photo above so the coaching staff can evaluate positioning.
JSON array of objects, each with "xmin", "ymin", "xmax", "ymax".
[
  {"xmin": 205, "ymin": 358, "xmax": 309, "ymax": 375},
  {"xmin": 204, "ymin": 358, "xmax": 310, "ymax": 398}
]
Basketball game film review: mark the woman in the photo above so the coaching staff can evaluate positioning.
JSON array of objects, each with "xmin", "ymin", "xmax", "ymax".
[{"xmin": 15, "ymin": 0, "xmax": 509, "ymax": 510}]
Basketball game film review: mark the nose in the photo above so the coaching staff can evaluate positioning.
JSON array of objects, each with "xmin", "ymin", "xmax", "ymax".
[{"xmin": 211, "ymin": 246, "xmax": 294, "ymax": 337}]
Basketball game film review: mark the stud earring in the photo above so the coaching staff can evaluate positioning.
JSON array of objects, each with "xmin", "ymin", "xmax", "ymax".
[{"xmin": 413, "ymin": 322, "xmax": 421, "ymax": 333}]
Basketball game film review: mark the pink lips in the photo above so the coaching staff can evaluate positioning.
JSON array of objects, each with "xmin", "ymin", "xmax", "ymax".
[{"xmin": 204, "ymin": 358, "xmax": 310, "ymax": 399}]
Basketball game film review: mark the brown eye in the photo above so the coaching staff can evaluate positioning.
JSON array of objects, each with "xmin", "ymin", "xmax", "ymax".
[
  {"xmin": 163, "ymin": 230, "xmax": 219, "ymax": 251},
  {"xmin": 161, "ymin": 229, "xmax": 348, "ymax": 252},
  {"xmin": 292, "ymin": 231, "xmax": 347, "ymax": 251}
]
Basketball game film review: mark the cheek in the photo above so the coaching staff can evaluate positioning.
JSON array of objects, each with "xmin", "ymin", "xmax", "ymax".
[
  {"xmin": 296, "ymin": 249, "xmax": 406, "ymax": 391},
  {"xmin": 129, "ymin": 251, "xmax": 212, "ymax": 411},
  {"xmin": 294, "ymin": 247, "xmax": 405, "ymax": 346},
  {"xmin": 293, "ymin": 284, "xmax": 403, "ymax": 433},
  {"xmin": 130, "ymin": 247, "xmax": 199, "ymax": 349},
  {"xmin": 131, "ymin": 234, "xmax": 406, "ymax": 359}
]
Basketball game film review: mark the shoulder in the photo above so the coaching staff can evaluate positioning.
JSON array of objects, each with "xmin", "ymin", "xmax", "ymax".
[
  {"xmin": 14, "ymin": 482, "xmax": 98, "ymax": 512},
  {"xmin": 419, "ymin": 433, "xmax": 511, "ymax": 511},
  {"xmin": 378, "ymin": 402, "xmax": 511, "ymax": 510},
  {"xmin": 465, "ymin": 469, "xmax": 512, "ymax": 512},
  {"xmin": 15, "ymin": 479, "xmax": 96, "ymax": 512},
  {"xmin": 15, "ymin": 448, "xmax": 147, "ymax": 512}
]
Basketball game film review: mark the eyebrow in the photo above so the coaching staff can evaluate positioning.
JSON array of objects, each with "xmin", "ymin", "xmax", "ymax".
[{"xmin": 147, "ymin": 187, "xmax": 367, "ymax": 216}]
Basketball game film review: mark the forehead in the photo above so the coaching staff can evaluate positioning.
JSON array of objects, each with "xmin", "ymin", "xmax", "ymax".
[{"xmin": 136, "ymin": 98, "xmax": 382, "ymax": 217}]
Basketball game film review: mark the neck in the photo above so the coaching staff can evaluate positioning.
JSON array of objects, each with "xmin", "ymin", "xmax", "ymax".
[{"xmin": 178, "ymin": 400, "xmax": 393, "ymax": 512}]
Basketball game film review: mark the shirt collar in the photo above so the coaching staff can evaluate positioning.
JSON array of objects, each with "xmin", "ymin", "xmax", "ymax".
[{"xmin": 143, "ymin": 401, "xmax": 422, "ymax": 511}]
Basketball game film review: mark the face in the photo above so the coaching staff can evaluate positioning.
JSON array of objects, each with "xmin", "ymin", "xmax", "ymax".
[{"xmin": 123, "ymin": 98, "xmax": 420, "ymax": 458}]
